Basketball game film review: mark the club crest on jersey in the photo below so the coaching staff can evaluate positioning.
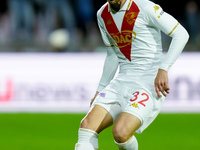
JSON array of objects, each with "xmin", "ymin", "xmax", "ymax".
[
  {"xmin": 125, "ymin": 12, "xmax": 138, "ymax": 25},
  {"xmin": 112, "ymin": 30, "xmax": 136, "ymax": 48}
]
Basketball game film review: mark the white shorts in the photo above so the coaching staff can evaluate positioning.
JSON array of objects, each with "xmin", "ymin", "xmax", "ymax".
[{"xmin": 92, "ymin": 79, "xmax": 165, "ymax": 134}]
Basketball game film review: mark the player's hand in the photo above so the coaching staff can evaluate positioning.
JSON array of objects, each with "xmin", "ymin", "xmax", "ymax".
[
  {"xmin": 154, "ymin": 69, "xmax": 170, "ymax": 98},
  {"xmin": 90, "ymin": 91, "xmax": 99, "ymax": 106}
]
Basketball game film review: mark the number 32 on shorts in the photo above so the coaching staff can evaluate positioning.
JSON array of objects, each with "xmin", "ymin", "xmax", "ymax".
[{"xmin": 129, "ymin": 91, "xmax": 149, "ymax": 108}]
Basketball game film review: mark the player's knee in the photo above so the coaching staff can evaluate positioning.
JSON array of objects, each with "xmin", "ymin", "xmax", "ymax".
[
  {"xmin": 80, "ymin": 117, "xmax": 90, "ymax": 129},
  {"xmin": 112, "ymin": 126, "xmax": 132, "ymax": 143}
]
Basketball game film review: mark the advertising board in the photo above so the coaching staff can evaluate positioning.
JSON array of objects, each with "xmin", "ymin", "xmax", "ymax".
[{"xmin": 0, "ymin": 53, "xmax": 199, "ymax": 113}]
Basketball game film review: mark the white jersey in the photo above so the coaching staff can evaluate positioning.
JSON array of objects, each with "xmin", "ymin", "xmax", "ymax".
[{"xmin": 97, "ymin": 0, "xmax": 189, "ymax": 92}]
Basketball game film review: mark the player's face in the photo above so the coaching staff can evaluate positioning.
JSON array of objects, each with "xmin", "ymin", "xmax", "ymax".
[{"xmin": 107, "ymin": 0, "xmax": 121, "ymax": 5}]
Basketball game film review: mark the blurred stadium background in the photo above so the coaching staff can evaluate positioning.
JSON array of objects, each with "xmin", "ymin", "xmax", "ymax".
[{"xmin": 0, "ymin": 0, "xmax": 200, "ymax": 150}]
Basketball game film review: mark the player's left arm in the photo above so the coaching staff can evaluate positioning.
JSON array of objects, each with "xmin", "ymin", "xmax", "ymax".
[
  {"xmin": 144, "ymin": 2, "xmax": 189, "ymax": 97},
  {"xmin": 155, "ymin": 22, "xmax": 189, "ymax": 98}
]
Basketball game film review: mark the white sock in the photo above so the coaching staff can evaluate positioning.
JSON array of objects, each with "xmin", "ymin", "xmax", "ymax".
[
  {"xmin": 75, "ymin": 128, "xmax": 99, "ymax": 150},
  {"xmin": 115, "ymin": 135, "xmax": 138, "ymax": 150}
]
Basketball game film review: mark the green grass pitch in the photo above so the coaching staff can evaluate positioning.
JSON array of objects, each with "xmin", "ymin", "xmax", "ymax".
[{"xmin": 0, "ymin": 113, "xmax": 199, "ymax": 150}]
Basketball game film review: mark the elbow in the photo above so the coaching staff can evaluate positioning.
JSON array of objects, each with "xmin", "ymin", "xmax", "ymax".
[
  {"xmin": 179, "ymin": 24, "xmax": 190, "ymax": 44},
  {"xmin": 184, "ymin": 29, "xmax": 190, "ymax": 43},
  {"xmin": 174, "ymin": 25, "xmax": 190, "ymax": 44}
]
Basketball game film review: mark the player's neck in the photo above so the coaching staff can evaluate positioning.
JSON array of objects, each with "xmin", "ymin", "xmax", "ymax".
[{"xmin": 109, "ymin": 0, "xmax": 127, "ymax": 12}]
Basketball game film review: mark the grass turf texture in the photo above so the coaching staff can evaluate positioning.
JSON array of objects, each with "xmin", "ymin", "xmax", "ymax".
[{"xmin": 0, "ymin": 113, "xmax": 199, "ymax": 150}]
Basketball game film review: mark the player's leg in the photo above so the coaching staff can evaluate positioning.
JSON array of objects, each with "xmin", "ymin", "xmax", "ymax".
[
  {"xmin": 80, "ymin": 105, "xmax": 113, "ymax": 133},
  {"xmin": 112, "ymin": 112, "xmax": 141, "ymax": 150},
  {"xmin": 75, "ymin": 105, "xmax": 113, "ymax": 150}
]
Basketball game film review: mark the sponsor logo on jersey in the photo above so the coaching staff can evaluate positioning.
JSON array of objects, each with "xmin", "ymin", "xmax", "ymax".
[
  {"xmin": 154, "ymin": 5, "xmax": 160, "ymax": 13},
  {"xmin": 112, "ymin": 30, "xmax": 136, "ymax": 48},
  {"xmin": 157, "ymin": 10, "xmax": 164, "ymax": 18}
]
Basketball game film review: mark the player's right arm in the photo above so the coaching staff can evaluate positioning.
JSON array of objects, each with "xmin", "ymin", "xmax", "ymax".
[
  {"xmin": 90, "ymin": 10, "xmax": 119, "ymax": 105},
  {"xmin": 91, "ymin": 46, "xmax": 118, "ymax": 105}
]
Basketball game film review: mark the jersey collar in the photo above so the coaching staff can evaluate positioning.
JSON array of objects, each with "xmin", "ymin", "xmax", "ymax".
[{"xmin": 108, "ymin": 0, "xmax": 132, "ymax": 13}]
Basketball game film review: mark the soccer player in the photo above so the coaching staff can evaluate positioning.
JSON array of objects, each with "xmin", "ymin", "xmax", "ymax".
[{"xmin": 75, "ymin": 0, "xmax": 189, "ymax": 149}]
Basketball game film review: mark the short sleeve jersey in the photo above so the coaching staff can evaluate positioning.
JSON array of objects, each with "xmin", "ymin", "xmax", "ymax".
[{"xmin": 97, "ymin": 0, "xmax": 179, "ymax": 75}]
